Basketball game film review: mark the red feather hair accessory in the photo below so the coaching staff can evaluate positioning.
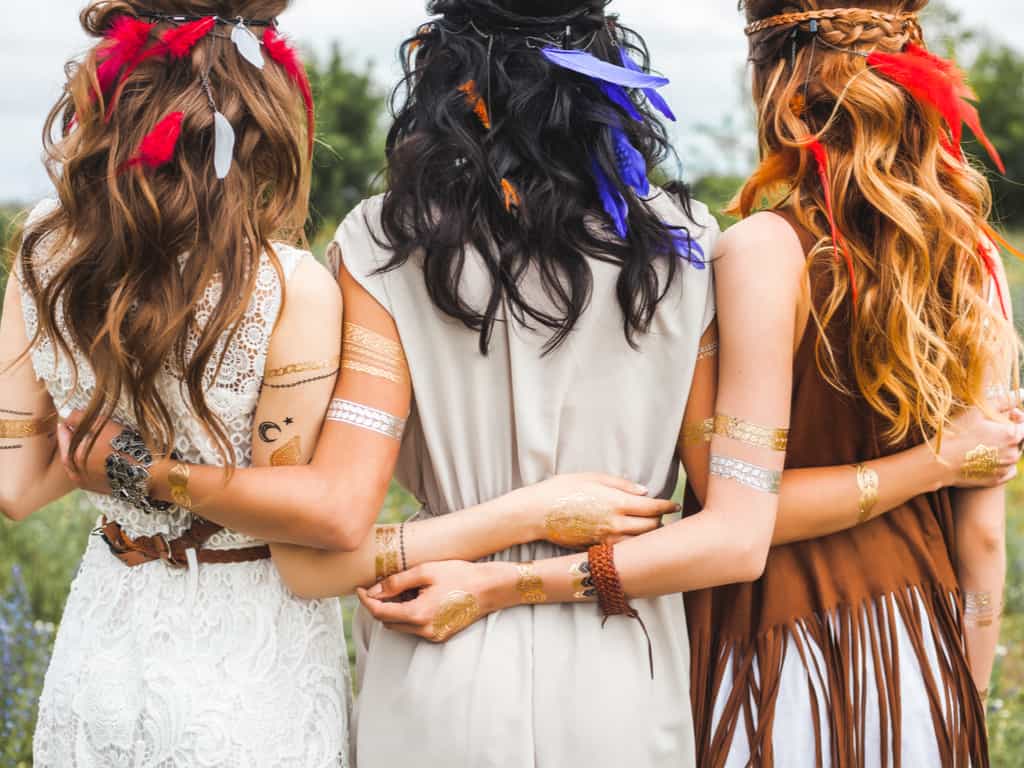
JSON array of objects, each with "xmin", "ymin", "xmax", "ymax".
[
  {"xmin": 96, "ymin": 16, "xmax": 156, "ymax": 97},
  {"xmin": 805, "ymin": 137, "xmax": 858, "ymax": 305},
  {"xmin": 263, "ymin": 29, "xmax": 316, "ymax": 157},
  {"xmin": 867, "ymin": 43, "xmax": 1005, "ymax": 173},
  {"xmin": 122, "ymin": 112, "xmax": 185, "ymax": 171}
]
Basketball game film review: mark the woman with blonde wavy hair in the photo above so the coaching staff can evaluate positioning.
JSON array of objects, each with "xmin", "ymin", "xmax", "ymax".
[{"xmin": 682, "ymin": 1, "xmax": 1022, "ymax": 765}]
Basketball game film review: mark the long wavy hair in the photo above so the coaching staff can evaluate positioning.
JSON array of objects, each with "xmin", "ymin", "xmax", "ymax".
[
  {"xmin": 17, "ymin": 0, "xmax": 310, "ymax": 465},
  {"xmin": 379, "ymin": 0, "xmax": 695, "ymax": 353},
  {"xmin": 736, "ymin": 0, "xmax": 1019, "ymax": 444}
]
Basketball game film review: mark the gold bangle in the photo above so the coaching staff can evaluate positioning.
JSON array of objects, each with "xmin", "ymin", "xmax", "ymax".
[
  {"xmin": 374, "ymin": 526, "xmax": 401, "ymax": 582},
  {"xmin": 342, "ymin": 323, "xmax": 408, "ymax": 385},
  {"xmin": 265, "ymin": 356, "xmax": 341, "ymax": 380},
  {"xmin": 962, "ymin": 444, "xmax": 1000, "ymax": 480},
  {"xmin": 168, "ymin": 462, "xmax": 193, "ymax": 509},
  {"xmin": 0, "ymin": 414, "xmax": 56, "ymax": 439},
  {"xmin": 855, "ymin": 463, "xmax": 879, "ymax": 523},
  {"xmin": 516, "ymin": 562, "xmax": 546, "ymax": 604},
  {"xmin": 712, "ymin": 414, "xmax": 788, "ymax": 452}
]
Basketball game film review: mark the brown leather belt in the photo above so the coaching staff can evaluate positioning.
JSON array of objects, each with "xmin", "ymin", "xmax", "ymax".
[{"xmin": 97, "ymin": 517, "xmax": 271, "ymax": 568}]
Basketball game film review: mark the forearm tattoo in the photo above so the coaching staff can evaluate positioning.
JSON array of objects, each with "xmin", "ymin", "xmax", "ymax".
[
  {"xmin": 262, "ymin": 369, "xmax": 339, "ymax": 390},
  {"xmin": 375, "ymin": 526, "xmax": 401, "ymax": 582},
  {"xmin": 569, "ymin": 559, "xmax": 597, "ymax": 600},
  {"xmin": 543, "ymin": 493, "xmax": 614, "ymax": 549},
  {"xmin": 431, "ymin": 590, "xmax": 480, "ymax": 641},
  {"xmin": 697, "ymin": 341, "xmax": 719, "ymax": 361},
  {"xmin": 515, "ymin": 562, "xmax": 546, "ymax": 604},
  {"xmin": 326, "ymin": 399, "xmax": 407, "ymax": 441},
  {"xmin": 342, "ymin": 323, "xmax": 409, "ymax": 385},
  {"xmin": 854, "ymin": 463, "xmax": 879, "ymax": 523},
  {"xmin": 168, "ymin": 462, "xmax": 193, "ymax": 510},
  {"xmin": 258, "ymin": 418, "xmax": 294, "ymax": 444},
  {"xmin": 0, "ymin": 413, "xmax": 56, "ymax": 439},
  {"xmin": 712, "ymin": 414, "xmax": 789, "ymax": 452},
  {"xmin": 265, "ymin": 356, "xmax": 341, "ymax": 381},
  {"xmin": 270, "ymin": 436, "xmax": 303, "ymax": 466},
  {"xmin": 681, "ymin": 418, "xmax": 713, "ymax": 446},
  {"xmin": 964, "ymin": 590, "xmax": 1003, "ymax": 628},
  {"xmin": 710, "ymin": 455, "xmax": 782, "ymax": 494}
]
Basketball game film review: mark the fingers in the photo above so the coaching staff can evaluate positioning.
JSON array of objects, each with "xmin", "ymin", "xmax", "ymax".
[
  {"xmin": 993, "ymin": 390, "xmax": 1024, "ymax": 414},
  {"xmin": 586, "ymin": 474, "xmax": 649, "ymax": 496},
  {"xmin": 624, "ymin": 495, "xmax": 681, "ymax": 518},
  {"xmin": 613, "ymin": 515, "xmax": 664, "ymax": 537},
  {"xmin": 356, "ymin": 588, "xmax": 426, "ymax": 624},
  {"xmin": 365, "ymin": 565, "xmax": 431, "ymax": 600},
  {"xmin": 55, "ymin": 423, "xmax": 79, "ymax": 480}
]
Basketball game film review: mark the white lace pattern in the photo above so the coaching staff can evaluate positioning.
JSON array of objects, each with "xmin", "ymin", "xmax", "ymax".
[{"xmin": 22, "ymin": 201, "xmax": 350, "ymax": 766}]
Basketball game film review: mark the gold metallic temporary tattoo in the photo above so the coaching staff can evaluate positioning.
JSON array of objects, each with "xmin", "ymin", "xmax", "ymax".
[
  {"xmin": 710, "ymin": 455, "xmax": 782, "ymax": 494},
  {"xmin": 712, "ymin": 414, "xmax": 789, "ymax": 452},
  {"xmin": 543, "ymin": 493, "xmax": 614, "ymax": 549},
  {"xmin": 681, "ymin": 418, "xmax": 713, "ymax": 446},
  {"xmin": 431, "ymin": 590, "xmax": 481, "ymax": 641},
  {"xmin": 855, "ymin": 463, "xmax": 879, "ymax": 524},
  {"xmin": 569, "ymin": 559, "xmax": 597, "ymax": 601},
  {"xmin": 516, "ymin": 562, "xmax": 546, "ymax": 604},
  {"xmin": 697, "ymin": 342, "xmax": 719, "ymax": 361},
  {"xmin": 265, "ymin": 356, "xmax": 341, "ymax": 380},
  {"xmin": 374, "ymin": 526, "xmax": 401, "ymax": 582},
  {"xmin": 326, "ymin": 399, "xmax": 407, "ymax": 441},
  {"xmin": 0, "ymin": 414, "xmax": 56, "ymax": 440},
  {"xmin": 168, "ymin": 463, "xmax": 193, "ymax": 510},
  {"xmin": 962, "ymin": 444, "xmax": 1000, "ymax": 480},
  {"xmin": 270, "ymin": 436, "xmax": 303, "ymax": 467},
  {"xmin": 342, "ymin": 323, "xmax": 409, "ymax": 385},
  {"xmin": 964, "ymin": 590, "xmax": 1003, "ymax": 628}
]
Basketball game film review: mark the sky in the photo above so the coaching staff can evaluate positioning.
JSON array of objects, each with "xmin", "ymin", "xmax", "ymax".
[{"xmin": 1, "ymin": 0, "xmax": 1021, "ymax": 204}]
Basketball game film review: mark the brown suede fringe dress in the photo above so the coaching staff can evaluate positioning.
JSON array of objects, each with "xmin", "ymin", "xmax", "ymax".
[{"xmin": 684, "ymin": 212, "xmax": 989, "ymax": 767}]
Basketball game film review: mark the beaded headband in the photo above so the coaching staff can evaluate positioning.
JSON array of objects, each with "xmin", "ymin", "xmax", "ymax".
[
  {"xmin": 744, "ymin": 7, "xmax": 921, "ymax": 40},
  {"xmin": 93, "ymin": 13, "xmax": 314, "ymax": 180}
]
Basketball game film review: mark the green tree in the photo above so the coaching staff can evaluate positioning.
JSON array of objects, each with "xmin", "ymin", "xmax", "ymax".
[
  {"xmin": 971, "ymin": 46, "xmax": 1024, "ymax": 226},
  {"xmin": 306, "ymin": 45, "xmax": 387, "ymax": 244}
]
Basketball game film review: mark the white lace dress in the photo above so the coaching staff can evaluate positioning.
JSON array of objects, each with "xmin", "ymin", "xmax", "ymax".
[{"xmin": 21, "ymin": 201, "xmax": 351, "ymax": 768}]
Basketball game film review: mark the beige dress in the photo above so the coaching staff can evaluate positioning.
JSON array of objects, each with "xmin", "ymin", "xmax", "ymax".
[{"xmin": 335, "ymin": 192, "xmax": 719, "ymax": 768}]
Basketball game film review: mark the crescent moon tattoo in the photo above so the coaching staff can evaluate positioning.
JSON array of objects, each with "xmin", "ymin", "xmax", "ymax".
[{"xmin": 258, "ymin": 421, "xmax": 282, "ymax": 443}]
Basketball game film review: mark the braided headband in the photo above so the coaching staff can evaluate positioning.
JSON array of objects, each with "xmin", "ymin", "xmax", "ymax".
[{"xmin": 744, "ymin": 8, "xmax": 921, "ymax": 40}]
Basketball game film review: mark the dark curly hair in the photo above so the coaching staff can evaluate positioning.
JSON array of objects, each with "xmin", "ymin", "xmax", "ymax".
[{"xmin": 378, "ymin": 0, "xmax": 697, "ymax": 352}]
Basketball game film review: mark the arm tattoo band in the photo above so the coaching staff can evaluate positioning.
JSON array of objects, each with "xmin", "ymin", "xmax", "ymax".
[
  {"xmin": 342, "ymin": 323, "xmax": 409, "ymax": 385},
  {"xmin": 262, "ymin": 369, "xmax": 339, "ymax": 390},
  {"xmin": 710, "ymin": 455, "xmax": 782, "ymax": 494},
  {"xmin": 326, "ymin": 399, "xmax": 407, "ymax": 441},
  {"xmin": 713, "ymin": 414, "xmax": 789, "ymax": 452},
  {"xmin": 516, "ymin": 562, "xmax": 546, "ymax": 604},
  {"xmin": 963, "ymin": 590, "xmax": 1003, "ymax": 628},
  {"xmin": 681, "ymin": 418, "xmax": 713, "ymax": 446},
  {"xmin": 0, "ymin": 414, "xmax": 57, "ymax": 439},
  {"xmin": 168, "ymin": 462, "xmax": 193, "ymax": 510},
  {"xmin": 697, "ymin": 341, "xmax": 719, "ymax": 361},
  {"xmin": 569, "ymin": 559, "xmax": 597, "ymax": 600},
  {"xmin": 375, "ymin": 526, "xmax": 401, "ymax": 582},
  {"xmin": 265, "ymin": 356, "xmax": 341, "ymax": 380},
  {"xmin": 855, "ymin": 463, "xmax": 879, "ymax": 523}
]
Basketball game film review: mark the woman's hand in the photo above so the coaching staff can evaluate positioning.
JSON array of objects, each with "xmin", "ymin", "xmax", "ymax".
[
  {"xmin": 510, "ymin": 473, "xmax": 680, "ymax": 550},
  {"xmin": 356, "ymin": 560, "xmax": 516, "ymax": 643},
  {"xmin": 54, "ymin": 411, "xmax": 130, "ymax": 495},
  {"xmin": 939, "ymin": 401, "xmax": 1024, "ymax": 488}
]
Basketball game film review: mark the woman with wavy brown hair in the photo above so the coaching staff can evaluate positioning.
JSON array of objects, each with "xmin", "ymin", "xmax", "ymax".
[
  {"xmin": 682, "ymin": 1, "xmax": 1021, "ymax": 765},
  {"xmin": 0, "ymin": 1, "xmax": 358, "ymax": 764}
]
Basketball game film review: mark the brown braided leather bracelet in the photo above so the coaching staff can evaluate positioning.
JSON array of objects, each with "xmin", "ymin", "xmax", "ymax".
[{"xmin": 587, "ymin": 542, "xmax": 654, "ymax": 678}]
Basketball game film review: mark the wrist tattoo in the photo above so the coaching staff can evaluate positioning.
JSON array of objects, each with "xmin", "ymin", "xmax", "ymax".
[
  {"xmin": 712, "ymin": 414, "xmax": 789, "ymax": 452},
  {"xmin": 262, "ymin": 369, "xmax": 339, "ymax": 390},
  {"xmin": 431, "ymin": 590, "xmax": 480, "ymax": 641},
  {"xmin": 270, "ymin": 436, "xmax": 303, "ymax": 466},
  {"xmin": 168, "ymin": 462, "xmax": 193, "ymax": 510},
  {"xmin": 516, "ymin": 562, "xmax": 546, "ymax": 604},
  {"xmin": 326, "ymin": 399, "xmax": 407, "ymax": 441},
  {"xmin": 265, "ymin": 356, "xmax": 341, "ymax": 380},
  {"xmin": 342, "ymin": 323, "xmax": 409, "ymax": 385},
  {"xmin": 544, "ymin": 493, "xmax": 614, "ymax": 549},
  {"xmin": 697, "ymin": 341, "xmax": 719, "ymax": 361},
  {"xmin": 963, "ymin": 590, "xmax": 1003, "ymax": 628},
  {"xmin": 0, "ymin": 444, "xmax": 25, "ymax": 450},
  {"xmin": 710, "ymin": 455, "xmax": 782, "ymax": 494},
  {"xmin": 855, "ymin": 463, "xmax": 879, "ymax": 523},
  {"xmin": 569, "ymin": 559, "xmax": 597, "ymax": 600},
  {"xmin": 0, "ymin": 407, "xmax": 33, "ymax": 417},
  {"xmin": 0, "ymin": 414, "xmax": 57, "ymax": 439},
  {"xmin": 681, "ymin": 418, "xmax": 713, "ymax": 446},
  {"xmin": 375, "ymin": 526, "xmax": 401, "ymax": 582},
  {"xmin": 962, "ymin": 444, "xmax": 1000, "ymax": 480}
]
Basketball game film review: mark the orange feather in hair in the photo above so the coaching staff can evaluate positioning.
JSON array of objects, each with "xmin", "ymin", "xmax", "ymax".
[
  {"xmin": 458, "ymin": 80, "xmax": 492, "ymax": 130},
  {"xmin": 806, "ymin": 138, "xmax": 858, "ymax": 305},
  {"xmin": 501, "ymin": 178, "xmax": 521, "ymax": 212},
  {"xmin": 867, "ymin": 44, "xmax": 1005, "ymax": 173}
]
